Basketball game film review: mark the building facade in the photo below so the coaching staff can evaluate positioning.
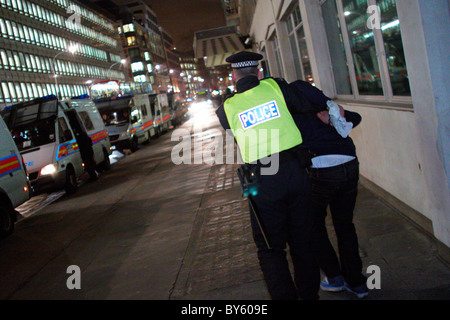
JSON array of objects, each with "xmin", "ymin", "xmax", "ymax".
[
  {"xmin": 248, "ymin": 0, "xmax": 449, "ymax": 249},
  {"xmin": 0, "ymin": 0, "xmax": 125, "ymax": 108}
]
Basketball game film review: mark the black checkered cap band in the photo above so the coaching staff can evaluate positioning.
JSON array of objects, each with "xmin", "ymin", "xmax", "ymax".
[{"xmin": 231, "ymin": 61, "xmax": 259, "ymax": 69}]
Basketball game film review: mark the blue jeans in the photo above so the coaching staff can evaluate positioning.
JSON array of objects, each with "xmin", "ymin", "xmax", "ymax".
[{"xmin": 308, "ymin": 158, "xmax": 367, "ymax": 288}]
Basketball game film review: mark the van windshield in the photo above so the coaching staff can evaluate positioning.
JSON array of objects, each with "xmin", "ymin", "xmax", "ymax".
[
  {"xmin": 2, "ymin": 99, "xmax": 58, "ymax": 151},
  {"xmin": 100, "ymin": 108, "xmax": 129, "ymax": 125}
]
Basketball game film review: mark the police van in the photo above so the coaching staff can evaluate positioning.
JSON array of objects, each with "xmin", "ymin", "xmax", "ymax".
[
  {"xmin": 90, "ymin": 80, "xmax": 157, "ymax": 152},
  {"xmin": 1, "ymin": 95, "xmax": 111, "ymax": 195},
  {"xmin": 0, "ymin": 115, "xmax": 30, "ymax": 238},
  {"xmin": 95, "ymin": 93, "xmax": 156, "ymax": 152},
  {"xmin": 150, "ymin": 93, "xmax": 171, "ymax": 135}
]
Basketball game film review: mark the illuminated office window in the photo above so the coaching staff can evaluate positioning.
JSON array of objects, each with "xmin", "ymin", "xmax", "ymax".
[
  {"xmin": 131, "ymin": 61, "xmax": 144, "ymax": 73},
  {"xmin": 21, "ymin": 83, "xmax": 28, "ymax": 99},
  {"xmin": 13, "ymin": 51, "xmax": 20, "ymax": 71},
  {"xmin": 127, "ymin": 36, "xmax": 136, "ymax": 46},
  {"xmin": 15, "ymin": 83, "xmax": 22, "ymax": 101},
  {"xmin": 0, "ymin": 49, "xmax": 8, "ymax": 69},
  {"xmin": 2, "ymin": 82, "xmax": 11, "ymax": 103},
  {"xmin": 8, "ymin": 82, "xmax": 16, "ymax": 102},
  {"xmin": 123, "ymin": 23, "xmax": 134, "ymax": 33},
  {"xmin": 7, "ymin": 51, "xmax": 15, "ymax": 70}
]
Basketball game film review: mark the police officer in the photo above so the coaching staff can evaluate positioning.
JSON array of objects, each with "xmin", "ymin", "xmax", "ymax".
[{"xmin": 216, "ymin": 51, "xmax": 327, "ymax": 300}]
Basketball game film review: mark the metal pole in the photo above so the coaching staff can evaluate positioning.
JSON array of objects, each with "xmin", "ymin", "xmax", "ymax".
[
  {"xmin": 51, "ymin": 51, "xmax": 64, "ymax": 99},
  {"xmin": 107, "ymin": 61, "xmax": 120, "ymax": 80}
]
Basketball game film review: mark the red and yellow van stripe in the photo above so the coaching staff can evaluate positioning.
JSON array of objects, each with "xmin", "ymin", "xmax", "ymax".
[
  {"xmin": 55, "ymin": 139, "xmax": 79, "ymax": 161},
  {"xmin": 0, "ymin": 154, "xmax": 21, "ymax": 177},
  {"xmin": 89, "ymin": 130, "xmax": 108, "ymax": 145}
]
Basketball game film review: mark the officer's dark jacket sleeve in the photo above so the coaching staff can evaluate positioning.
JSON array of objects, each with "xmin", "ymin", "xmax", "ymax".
[
  {"xmin": 216, "ymin": 104, "xmax": 230, "ymax": 131},
  {"xmin": 275, "ymin": 78, "xmax": 327, "ymax": 114}
]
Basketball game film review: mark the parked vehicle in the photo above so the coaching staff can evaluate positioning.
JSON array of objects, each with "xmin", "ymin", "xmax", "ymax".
[
  {"xmin": 1, "ymin": 94, "xmax": 111, "ymax": 195},
  {"xmin": 168, "ymin": 93, "xmax": 187, "ymax": 128},
  {"xmin": 91, "ymin": 80, "xmax": 172, "ymax": 150},
  {"xmin": 0, "ymin": 115, "xmax": 30, "ymax": 238},
  {"xmin": 149, "ymin": 93, "xmax": 171, "ymax": 136}
]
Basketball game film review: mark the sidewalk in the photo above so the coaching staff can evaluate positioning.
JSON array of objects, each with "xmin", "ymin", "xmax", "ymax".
[{"xmin": 170, "ymin": 161, "xmax": 450, "ymax": 300}]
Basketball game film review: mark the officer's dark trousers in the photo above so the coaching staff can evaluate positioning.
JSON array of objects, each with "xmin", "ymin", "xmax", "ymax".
[
  {"xmin": 308, "ymin": 159, "xmax": 366, "ymax": 288},
  {"xmin": 250, "ymin": 155, "xmax": 320, "ymax": 300}
]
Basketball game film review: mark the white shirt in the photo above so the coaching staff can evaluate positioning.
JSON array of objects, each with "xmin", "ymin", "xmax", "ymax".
[{"xmin": 311, "ymin": 154, "xmax": 356, "ymax": 169}]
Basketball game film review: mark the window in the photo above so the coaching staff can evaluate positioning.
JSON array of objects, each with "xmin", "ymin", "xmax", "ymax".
[
  {"xmin": 78, "ymin": 111, "xmax": 94, "ymax": 131},
  {"xmin": 134, "ymin": 74, "xmax": 146, "ymax": 82},
  {"xmin": 321, "ymin": 0, "xmax": 411, "ymax": 101},
  {"xmin": 127, "ymin": 36, "xmax": 136, "ymax": 46},
  {"xmin": 269, "ymin": 32, "xmax": 283, "ymax": 77},
  {"xmin": 123, "ymin": 23, "xmax": 135, "ymax": 33},
  {"xmin": 58, "ymin": 117, "xmax": 72, "ymax": 143},
  {"xmin": 131, "ymin": 61, "xmax": 144, "ymax": 73},
  {"xmin": 286, "ymin": 4, "xmax": 314, "ymax": 84}
]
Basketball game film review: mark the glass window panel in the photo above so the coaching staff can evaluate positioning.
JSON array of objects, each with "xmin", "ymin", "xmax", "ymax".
[
  {"xmin": 343, "ymin": 0, "xmax": 383, "ymax": 95},
  {"xmin": 13, "ymin": 51, "xmax": 20, "ymax": 70},
  {"xmin": 0, "ymin": 49, "xmax": 9, "ymax": 69},
  {"xmin": 35, "ymin": 55, "xmax": 42, "ymax": 70},
  {"xmin": 18, "ymin": 24, "xmax": 24, "ymax": 41},
  {"xmin": 11, "ymin": 21, "xmax": 19, "ymax": 40},
  {"xmin": 8, "ymin": 82, "xmax": 16, "ymax": 102},
  {"xmin": 24, "ymin": 54, "xmax": 31, "ymax": 71},
  {"xmin": 26, "ymin": 83, "xmax": 33, "ymax": 99},
  {"xmin": 5, "ymin": 20, "xmax": 13, "ymax": 38},
  {"xmin": 15, "ymin": 83, "xmax": 22, "ymax": 100},
  {"xmin": 29, "ymin": 54, "xmax": 37, "ymax": 71},
  {"xmin": 18, "ymin": 52, "xmax": 26, "ymax": 69},
  {"xmin": 322, "ymin": 0, "xmax": 353, "ymax": 95},
  {"xmin": 31, "ymin": 83, "xmax": 38, "ymax": 98},
  {"xmin": 289, "ymin": 32, "xmax": 302, "ymax": 80},
  {"xmin": 21, "ymin": 82, "xmax": 28, "ymax": 99},
  {"xmin": 0, "ymin": 18, "xmax": 6, "ymax": 37},
  {"xmin": 2, "ymin": 82, "xmax": 10, "ymax": 103},
  {"xmin": 378, "ymin": 0, "xmax": 410, "ymax": 96},
  {"xmin": 297, "ymin": 27, "xmax": 314, "ymax": 84},
  {"xmin": 7, "ymin": 50, "xmax": 15, "ymax": 70}
]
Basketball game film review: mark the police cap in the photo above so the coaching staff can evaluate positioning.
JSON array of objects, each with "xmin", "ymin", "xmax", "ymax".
[{"xmin": 226, "ymin": 51, "xmax": 263, "ymax": 69}]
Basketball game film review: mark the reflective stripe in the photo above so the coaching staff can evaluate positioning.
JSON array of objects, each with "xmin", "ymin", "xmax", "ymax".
[{"xmin": 0, "ymin": 154, "xmax": 21, "ymax": 177}]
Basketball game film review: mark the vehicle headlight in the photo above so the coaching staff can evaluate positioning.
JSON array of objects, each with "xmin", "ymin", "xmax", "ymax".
[
  {"xmin": 120, "ymin": 131, "xmax": 129, "ymax": 138},
  {"xmin": 40, "ymin": 164, "xmax": 57, "ymax": 176}
]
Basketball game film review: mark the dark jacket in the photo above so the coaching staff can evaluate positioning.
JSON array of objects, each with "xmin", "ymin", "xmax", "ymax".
[{"xmin": 290, "ymin": 80, "xmax": 361, "ymax": 157}]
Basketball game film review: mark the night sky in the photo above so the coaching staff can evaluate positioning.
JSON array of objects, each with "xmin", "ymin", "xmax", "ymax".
[{"xmin": 145, "ymin": 0, "xmax": 226, "ymax": 53}]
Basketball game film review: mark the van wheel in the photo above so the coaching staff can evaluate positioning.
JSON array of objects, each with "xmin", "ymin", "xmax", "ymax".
[
  {"xmin": 101, "ymin": 149, "xmax": 111, "ymax": 171},
  {"xmin": 0, "ymin": 202, "xmax": 14, "ymax": 239},
  {"xmin": 64, "ymin": 166, "xmax": 78, "ymax": 194}
]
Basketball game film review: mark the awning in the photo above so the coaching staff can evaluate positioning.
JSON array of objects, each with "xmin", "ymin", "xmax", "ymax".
[{"xmin": 194, "ymin": 26, "xmax": 245, "ymax": 68}]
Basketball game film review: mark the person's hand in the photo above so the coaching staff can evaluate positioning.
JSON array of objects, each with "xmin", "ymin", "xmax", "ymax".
[
  {"xmin": 338, "ymin": 105, "xmax": 345, "ymax": 117},
  {"xmin": 317, "ymin": 110, "xmax": 331, "ymax": 125}
]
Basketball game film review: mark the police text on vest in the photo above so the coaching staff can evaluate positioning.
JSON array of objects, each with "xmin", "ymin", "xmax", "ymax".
[{"xmin": 238, "ymin": 100, "xmax": 280, "ymax": 130}]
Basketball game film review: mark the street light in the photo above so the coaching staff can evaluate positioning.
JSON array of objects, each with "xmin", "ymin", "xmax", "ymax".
[
  {"xmin": 107, "ymin": 59, "xmax": 127, "ymax": 80},
  {"xmin": 51, "ymin": 44, "xmax": 78, "ymax": 99}
]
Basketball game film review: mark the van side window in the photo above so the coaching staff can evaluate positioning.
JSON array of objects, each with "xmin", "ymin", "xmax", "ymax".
[
  {"xmin": 141, "ymin": 105, "xmax": 147, "ymax": 117},
  {"xmin": 78, "ymin": 111, "xmax": 94, "ymax": 131},
  {"xmin": 58, "ymin": 117, "xmax": 72, "ymax": 143}
]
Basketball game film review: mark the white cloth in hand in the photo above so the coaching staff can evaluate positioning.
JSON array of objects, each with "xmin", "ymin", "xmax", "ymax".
[{"xmin": 327, "ymin": 100, "xmax": 353, "ymax": 138}]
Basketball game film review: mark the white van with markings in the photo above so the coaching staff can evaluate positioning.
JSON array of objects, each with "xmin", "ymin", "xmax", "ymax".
[
  {"xmin": 1, "ymin": 95, "xmax": 111, "ymax": 195},
  {"xmin": 0, "ymin": 115, "xmax": 30, "ymax": 238},
  {"xmin": 96, "ymin": 94, "xmax": 155, "ymax": 152}
]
